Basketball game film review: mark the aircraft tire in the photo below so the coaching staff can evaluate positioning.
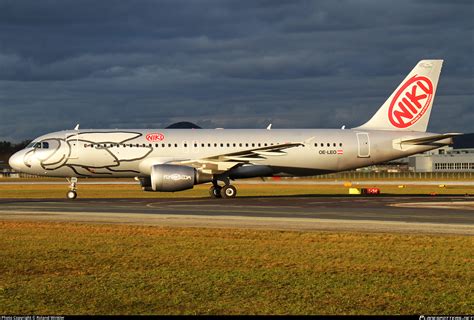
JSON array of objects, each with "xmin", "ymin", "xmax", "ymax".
[
  {"xmin": 67, "ymin": 190, "xmax": 77, "ymax": 200},
  {"xmin": 221, "ymin": 185, "xmax": 237, "ymax": 198},
  {"xmin": 209, "ymin": 186, "xmax": 222, "ymax": 198}
]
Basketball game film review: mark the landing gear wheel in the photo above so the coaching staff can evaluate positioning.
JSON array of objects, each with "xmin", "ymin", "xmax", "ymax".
[
  {"xmin": 67, "ymin": 190, "xmax": 77, "ymax": 200},
  {"xmin": 66, "ymin": 177, "xmax": 78, "ymax": 200},
  {"xmin": 209, "ymin": 186, "xmax": 222, "ymax": 198},
  {"xmin": 221, "ymin": 185, "xmax": 237, "ymax": 198}
]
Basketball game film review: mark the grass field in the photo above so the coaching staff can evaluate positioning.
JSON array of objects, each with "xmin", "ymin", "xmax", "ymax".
[
  {"xmin": 1, "ymin": 182, "xmax": 474, "ymax": 198},
  {"xmin": 0, "ymin": 221, "xmax": 472, "ymax": 315}
]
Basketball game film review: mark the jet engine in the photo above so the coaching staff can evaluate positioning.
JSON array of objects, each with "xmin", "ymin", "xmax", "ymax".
[{"xmin": 141, "ymin": 164, "xmax": 212, "ymax": 192}]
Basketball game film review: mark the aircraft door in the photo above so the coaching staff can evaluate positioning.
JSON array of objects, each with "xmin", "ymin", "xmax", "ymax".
[
  {"xmin": 357, "ymin": 133, "xmax": 370, "ymax": 158},
  {"xmin": 66, "ymin": 132, "xmax": 79, "ymax": 159}
]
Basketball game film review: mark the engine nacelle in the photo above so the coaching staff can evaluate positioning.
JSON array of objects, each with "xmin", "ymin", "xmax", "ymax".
[{"xmin": 145, "ymin": 164, "xmax": 212, "ymax": 192}]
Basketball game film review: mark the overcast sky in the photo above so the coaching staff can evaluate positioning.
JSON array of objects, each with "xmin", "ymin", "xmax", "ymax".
[{"xmin": 0, "ymin": 0, "xmax": 472, "ymax": 141}]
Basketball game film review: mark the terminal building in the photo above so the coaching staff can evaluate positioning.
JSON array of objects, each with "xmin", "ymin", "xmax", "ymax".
[
  {"xmin": 408, "ymin": 133, "xmax": 474, "ymax": 173},
  {"xmin": 408, "ymin": 147, "xmax": 474, "ymax": 172}
]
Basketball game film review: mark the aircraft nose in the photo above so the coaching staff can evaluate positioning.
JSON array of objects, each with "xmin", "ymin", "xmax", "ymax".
[{"xmin": 8, "ymin": 151, "xmax": 24, "ymax": 172}]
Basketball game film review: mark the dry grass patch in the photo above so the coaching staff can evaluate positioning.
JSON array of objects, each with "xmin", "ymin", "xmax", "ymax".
[{"xmin": 0, "ymin": 221, "xmax": 472, "ymax": 315}]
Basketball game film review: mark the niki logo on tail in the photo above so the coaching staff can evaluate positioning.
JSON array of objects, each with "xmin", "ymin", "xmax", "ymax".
[{"xmin": 388, "ymin": 75, "xmax": 434, "ymax": 128}]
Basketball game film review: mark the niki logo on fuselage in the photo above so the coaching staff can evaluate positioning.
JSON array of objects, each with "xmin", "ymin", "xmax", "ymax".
[
  {"xmin": 388, "ymin": 75, "xmax": 433, "ymax": 128},
  {"xmin": 146, "ymin": 133, "xmax": 165, "ymax": 142}
]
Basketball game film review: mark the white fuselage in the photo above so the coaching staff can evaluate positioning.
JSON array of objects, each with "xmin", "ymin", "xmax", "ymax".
[{"xmin": 9, "ymin": 128, "xmax": 448, "ymax": 178}]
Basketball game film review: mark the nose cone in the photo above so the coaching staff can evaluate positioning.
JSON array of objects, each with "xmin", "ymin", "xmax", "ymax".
[{"xmin": 9, "ymin": 151, "xmax": 24, "ymax": 172}]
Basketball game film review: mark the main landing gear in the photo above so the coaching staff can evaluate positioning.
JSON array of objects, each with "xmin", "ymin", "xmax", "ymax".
[
  {"xmin": 209, "ymin": 177, "xmax": 237, "ymax": 199},
  {"xmin": 66, "ymin": 177, "xmax": 78, "ymax": 199}
]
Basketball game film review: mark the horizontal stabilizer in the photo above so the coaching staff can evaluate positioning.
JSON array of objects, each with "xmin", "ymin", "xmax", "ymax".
[{"xmin": 400, "ymin": 133, "xmax": 463, "ymax": 145}]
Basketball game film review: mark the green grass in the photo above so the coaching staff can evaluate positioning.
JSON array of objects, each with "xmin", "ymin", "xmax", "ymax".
[
  {"xmin": 0, "ymin": 221, "xmax": 472, "ymax": 315},
  {"xmin": 1, "ymin": 183, "xmax": 473, "ymax": 199}
]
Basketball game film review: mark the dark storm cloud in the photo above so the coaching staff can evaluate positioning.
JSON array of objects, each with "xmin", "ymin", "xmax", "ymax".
[{"xmin": 0, "ymin": 0, "xmax": 472, "ymax": 141}]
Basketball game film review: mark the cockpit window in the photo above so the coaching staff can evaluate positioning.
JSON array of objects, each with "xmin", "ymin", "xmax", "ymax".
[
  {"xmin": 33, "ymin": 142, "xmax": 42, "ymax": 149},
  {"xmin": 42, "ymin": 142, "xmax": 49, "ymax": 149}
]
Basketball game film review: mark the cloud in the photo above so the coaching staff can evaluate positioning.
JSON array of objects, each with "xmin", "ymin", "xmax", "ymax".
[{"xmin": 0, "ymin": 0, "xmax": 472, "ymax": 141}]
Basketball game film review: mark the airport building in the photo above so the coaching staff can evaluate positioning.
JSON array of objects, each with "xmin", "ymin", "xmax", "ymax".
[{"xmin": 408, "ymin": 147, "xmax": 474, "ymax": 173}]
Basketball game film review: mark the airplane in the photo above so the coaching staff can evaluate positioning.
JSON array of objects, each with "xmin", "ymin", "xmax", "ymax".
[{"xmin": 8, "ymin": 60, "xmax": 462, "ymax": 199}]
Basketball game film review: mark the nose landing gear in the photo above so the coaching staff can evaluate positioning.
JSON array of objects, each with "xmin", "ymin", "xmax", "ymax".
[{"xmin": 66, "ymin": 177, "xmax": 78, "ymax": 199}]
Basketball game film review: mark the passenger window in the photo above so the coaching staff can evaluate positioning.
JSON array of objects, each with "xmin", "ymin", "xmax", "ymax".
[
  {"xmin": 245, "ymin": 143, "xmax": 249, "ymax": 147},
  {"xmin": 194, "ymin": 143, "xmax": 198, "ymax": 147},
  {"xmin": 208, "ymin": 143, "xmax": 211, "ymax": 147},
  {"xmin": 239, "ymin": 143, "xmax": 242, "ymax": 147},
  {"xmin": 333, "ymin": 143, "xmax": 336, "ymax": 147},
  {"xmin": 327, "ymin": 143, "xmax": 330, "ymax": 147},
  {"xmin": 339, "ymin": 143, "xmax": 343, "ymax": 147},
  {"xmin": 155, "ymin": 144, "xmax": 158, "ymax": 147},
  {"xmin": 175, "ymin": 143, "xmax": 178, "ymax": 147},
  {"xmin": 202, "ymin": 143, "xmax": 205, "ymax": 147},
  {"xmin": 264, "ymin": 143, "xmax": 268, "ymax": 147},
  {"xmin": 226, "ymin": 143, "xmax": 230, "ymax": 147},
  {"xmin": 162, "ymin": 143, "xmax": 166, "ymax": 147},
  {"xmin": 220, "ymin": 143, "xmax": 223, "ymax": 147}
]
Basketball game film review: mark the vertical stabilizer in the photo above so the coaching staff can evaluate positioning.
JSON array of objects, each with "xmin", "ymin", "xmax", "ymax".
[{"xmin": 356, "ymin": 60, "xmax": 443, "ymax": 132}]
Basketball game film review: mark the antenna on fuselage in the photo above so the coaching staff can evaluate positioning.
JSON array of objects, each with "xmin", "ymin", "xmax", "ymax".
[
  {"xmin": 266, "ymin": 123, "xmax": 272, "ymax": 130},
  {"xmin": 74, "ymin": 124, "xmax": 80, "ymax": 130},
  {"xmin": 341, "ymin": 125, "xmax": 346, "ymax": 130}
]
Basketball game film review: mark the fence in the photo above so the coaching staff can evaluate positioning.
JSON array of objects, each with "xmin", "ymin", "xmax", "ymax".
[{"xmin": 310, "ymin": 171, "xmax": 473, "ymax": 180}]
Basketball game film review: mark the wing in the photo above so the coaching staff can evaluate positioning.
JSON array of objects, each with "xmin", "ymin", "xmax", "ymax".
[{"xmin": 171, "ymin": 142, "xmax": 305, "ymax": 174}]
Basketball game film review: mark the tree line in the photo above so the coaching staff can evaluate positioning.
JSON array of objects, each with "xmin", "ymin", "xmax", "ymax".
[{"xmin": 0, "ymin": 140, "xmax": 31, "ymax": 165}]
